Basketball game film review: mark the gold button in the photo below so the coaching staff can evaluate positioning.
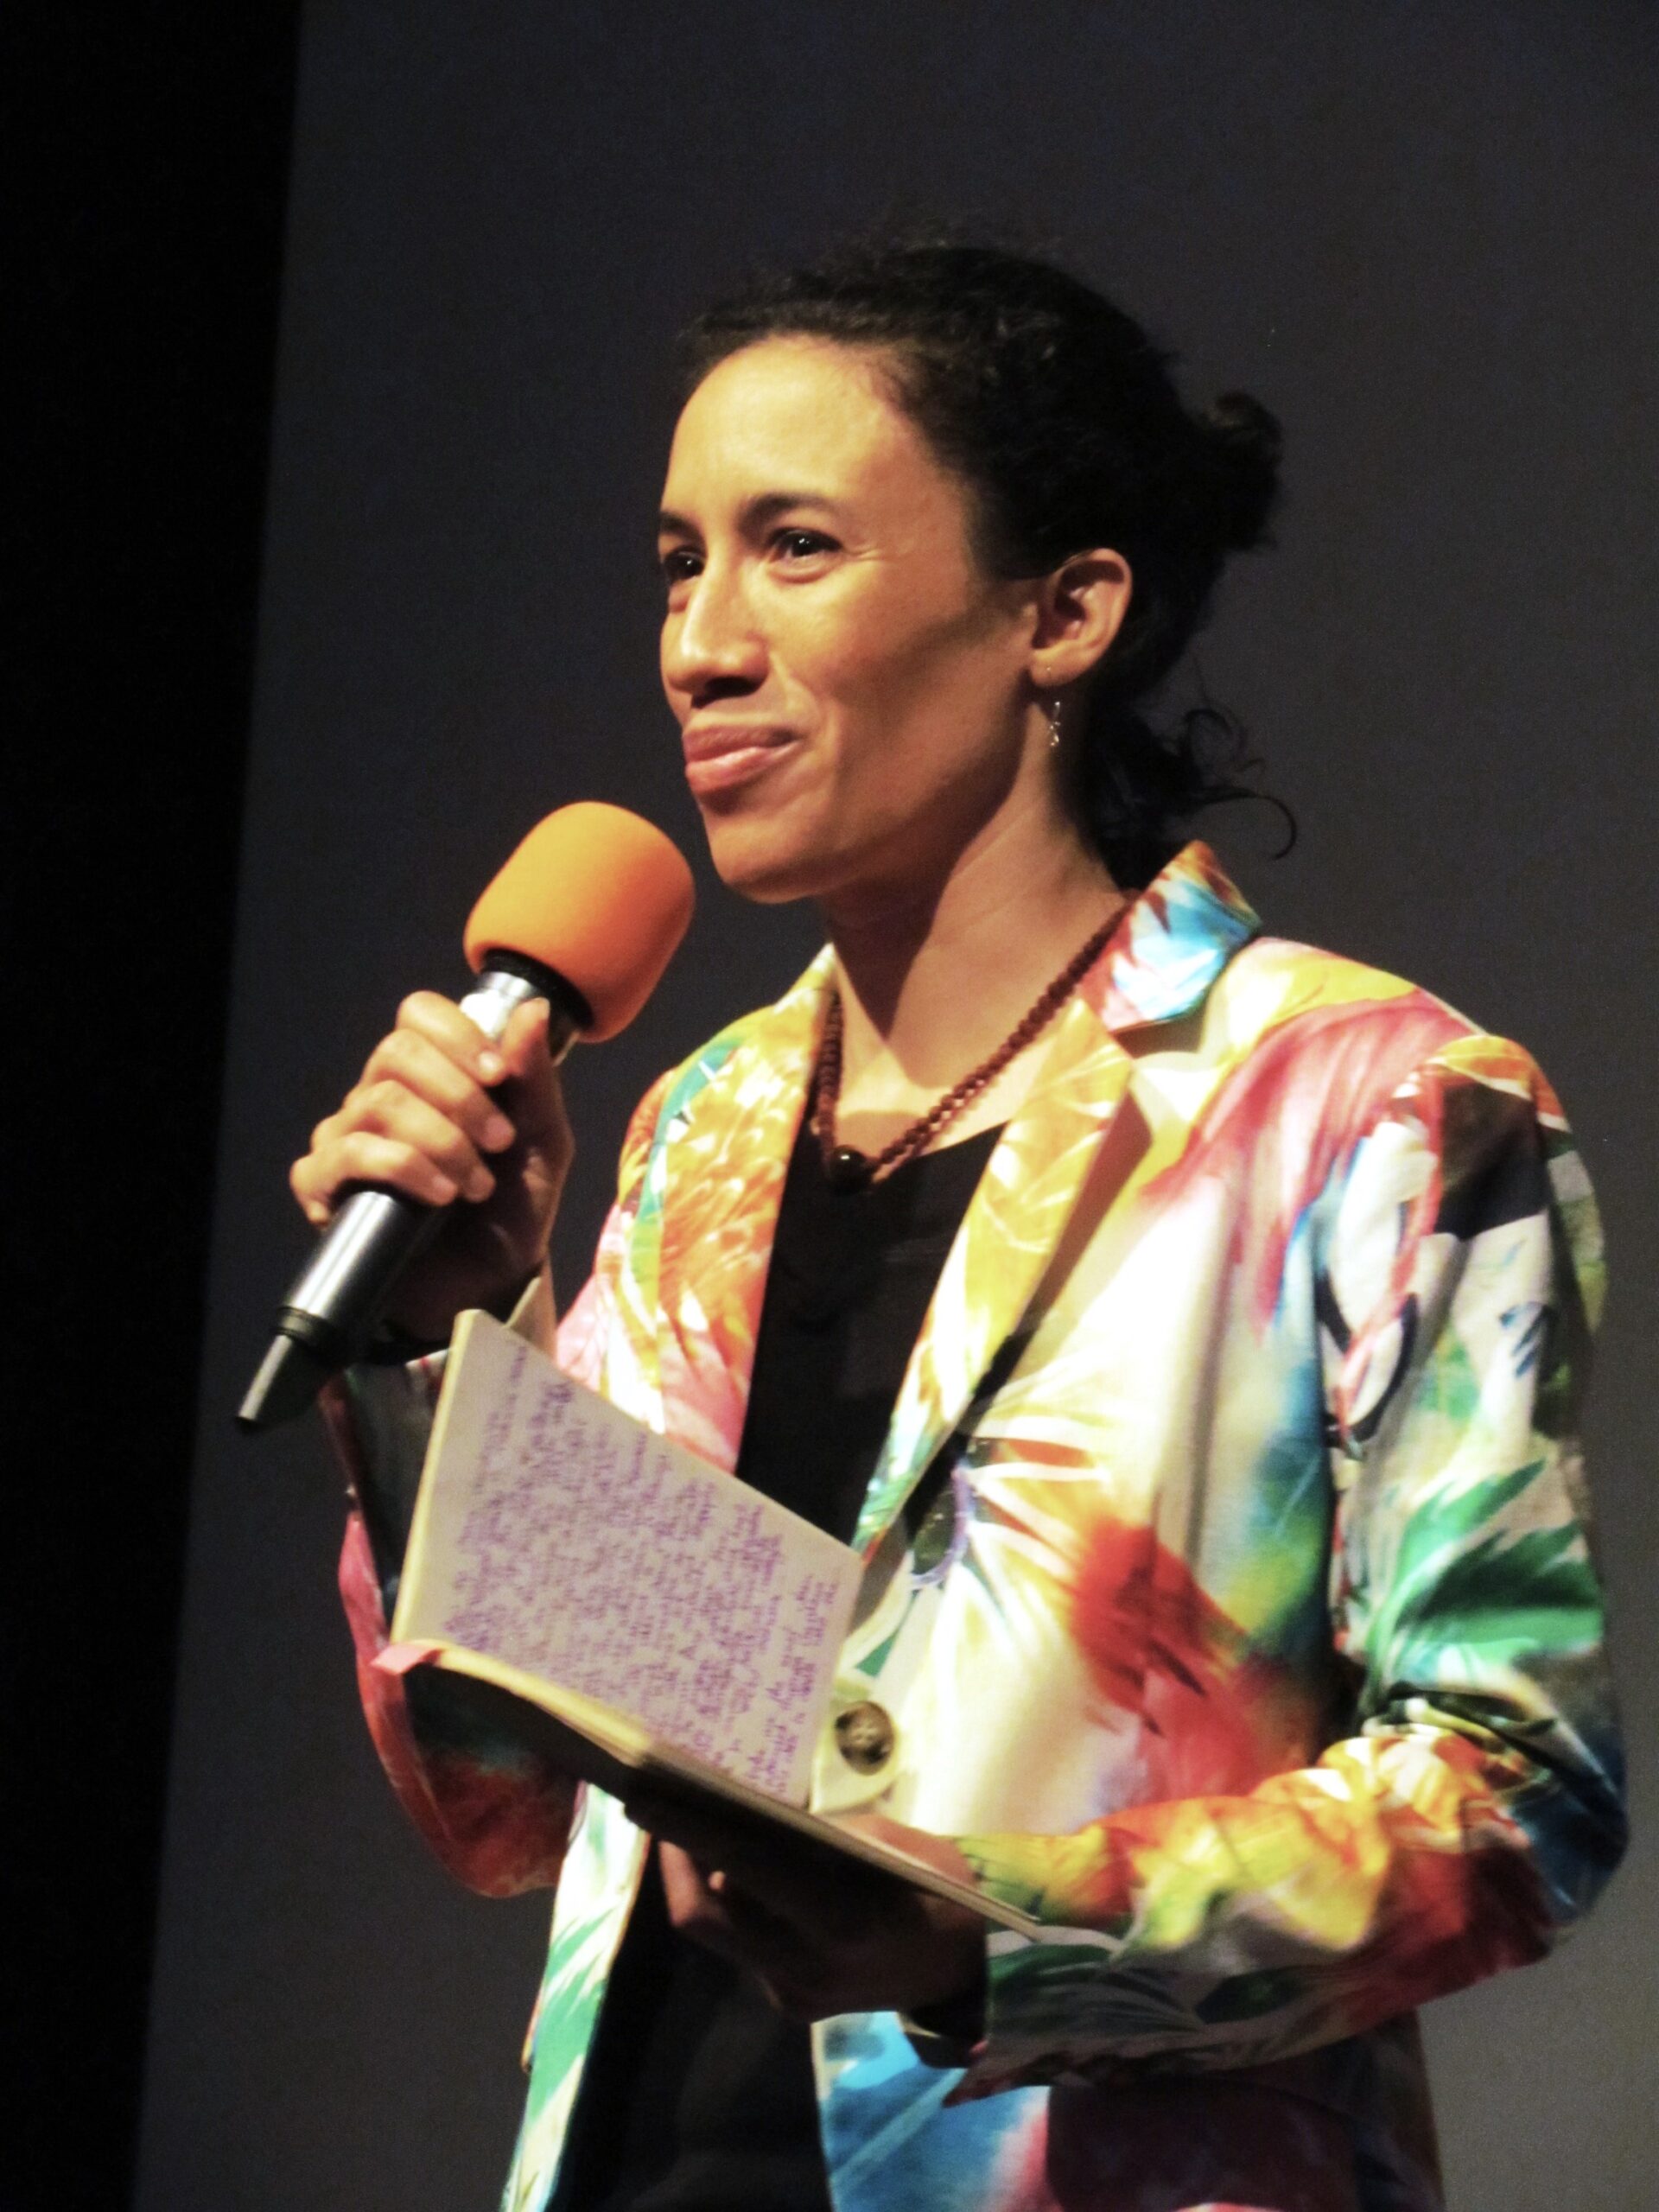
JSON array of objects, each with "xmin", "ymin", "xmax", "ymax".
[{"xmin": 834, "ymin": 1700, "xmax": 895, "ymax": 1774}]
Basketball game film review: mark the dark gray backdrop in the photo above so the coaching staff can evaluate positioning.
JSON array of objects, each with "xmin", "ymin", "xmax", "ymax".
[{"xmin": 138, "ymin": 4, "xmax": 1656, "ymax": 2207}]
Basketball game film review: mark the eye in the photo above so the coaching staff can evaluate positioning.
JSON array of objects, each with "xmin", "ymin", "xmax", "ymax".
[
  {"xmin": 658, "ymin": 545, "xmax": 702, "ymax": 594},
  {"xmin": 770, "ymin": 527, "xmax": 838, "ymax": 567}
]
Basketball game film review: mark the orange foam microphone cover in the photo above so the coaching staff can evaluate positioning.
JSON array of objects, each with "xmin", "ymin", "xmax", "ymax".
[{"xmin": 463, "ymin": 803, "xmax": 696, "ymax": 1040}]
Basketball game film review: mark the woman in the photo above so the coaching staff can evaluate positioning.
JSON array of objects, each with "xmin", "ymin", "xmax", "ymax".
[{"xmin": 299, "ymin": 241, "xmax": 1625, "ymax": 2212}]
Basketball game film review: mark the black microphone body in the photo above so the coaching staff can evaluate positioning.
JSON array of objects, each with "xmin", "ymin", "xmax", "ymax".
[{"xmin": 236, "ymin": 955, "xmax": 588, "ymax": 1432}]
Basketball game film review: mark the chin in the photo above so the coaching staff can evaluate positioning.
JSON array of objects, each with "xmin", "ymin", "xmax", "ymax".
[{"xmin": 697, "ymin": 807, "xmax": 830, "ymax": 906}]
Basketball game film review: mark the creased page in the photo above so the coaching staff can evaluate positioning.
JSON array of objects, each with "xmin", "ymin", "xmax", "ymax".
[{"xmin": 396, "ymin": 1313, "xmax": 860, "ymax": 1802}]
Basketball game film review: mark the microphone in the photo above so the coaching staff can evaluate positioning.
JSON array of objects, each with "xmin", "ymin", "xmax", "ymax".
[{"xmin": 237, "ymin": 803, "xmax": 696, "ymax": 1433}]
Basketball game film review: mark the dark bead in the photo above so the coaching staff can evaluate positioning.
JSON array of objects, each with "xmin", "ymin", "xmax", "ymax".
[{"xmin": 824, "ymin": 1145, "xmax": 874, "ymax": 1192}]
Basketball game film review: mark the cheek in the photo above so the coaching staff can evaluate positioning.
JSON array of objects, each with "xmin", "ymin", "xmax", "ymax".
[
  {"xmin": 800, "ymin": 599, "xmax": 993, "ymax": 732},
  {"xmin": 818, "ymin": 626, "xmax": 1014, "ymax": 789}
]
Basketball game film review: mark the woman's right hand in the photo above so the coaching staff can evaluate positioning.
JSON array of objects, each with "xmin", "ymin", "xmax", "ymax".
[{"xmin": 289, "ymin": 991, "xmax": 575, "ymax": 1344}]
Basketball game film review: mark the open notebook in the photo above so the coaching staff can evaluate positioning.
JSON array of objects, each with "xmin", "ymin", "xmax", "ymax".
[{"xmin": 379, "ymin": 1309, "xmax": 1039, "ymax": 1936}]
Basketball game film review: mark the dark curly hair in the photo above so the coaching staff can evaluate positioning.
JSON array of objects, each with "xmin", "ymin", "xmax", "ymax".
[{"xmin": 677, "ymin": 236, "xmax": 1286, "ymax": 887}]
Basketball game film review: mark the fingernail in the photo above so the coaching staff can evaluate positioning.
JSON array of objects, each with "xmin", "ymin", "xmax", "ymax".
[
  {"xmin": 483, "ymin": 1112, "xmax": 515, "ymax": 1150},
  {"xmin": 467, "ymin": 1165, "xmax": 494, "ymax": 1201},
  {"xmin": 478, "ymin": 1050, "xmax": 505, "ymax": 1082}
]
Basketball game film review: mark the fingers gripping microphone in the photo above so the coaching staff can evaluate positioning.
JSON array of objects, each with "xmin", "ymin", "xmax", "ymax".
[{"xmin": 238, "ymin": 804, "xmax": 695, "ymax": 1433}]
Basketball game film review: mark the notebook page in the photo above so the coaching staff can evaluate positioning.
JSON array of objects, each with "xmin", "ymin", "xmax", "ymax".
[{"xmin": 395, "ymin": 1313, "xmax": 861, "ymax": 1802}]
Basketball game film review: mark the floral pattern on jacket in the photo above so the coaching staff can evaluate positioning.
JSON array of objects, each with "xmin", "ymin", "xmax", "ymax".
[{"xmin": 334, "ymin": 843, "xmax": 1624, "ymax": 2212}]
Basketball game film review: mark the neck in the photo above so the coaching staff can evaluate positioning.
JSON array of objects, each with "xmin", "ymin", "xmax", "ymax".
[{"xmin": 822, "ymin": 791, "xmax": 1122, "ymax": 1119}]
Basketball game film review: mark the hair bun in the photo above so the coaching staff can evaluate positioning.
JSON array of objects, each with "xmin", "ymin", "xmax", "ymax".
[{"xmin": 1198, "ymin": 390, "xmax": 1282, "ymax": 552}]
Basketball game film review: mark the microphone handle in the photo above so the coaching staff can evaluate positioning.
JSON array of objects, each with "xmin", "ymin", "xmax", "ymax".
[{"xmin": 237, "ymin": 956, "xmax": 588, "ymax": 1433}]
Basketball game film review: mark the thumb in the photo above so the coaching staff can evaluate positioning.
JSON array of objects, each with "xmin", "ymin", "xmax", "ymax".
[
  {"xmin": 496, "ymin": 1000, "xmax": 570, "ymax": 1147},
  {"xmin": 499, "ymin": 995, "xmax": 554, "ymax": 1077}
]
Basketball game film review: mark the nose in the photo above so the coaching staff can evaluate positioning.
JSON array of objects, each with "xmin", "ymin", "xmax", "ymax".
[{"xmin": 661, "ymin": 558, "xmax": 767, "ymax": 708}]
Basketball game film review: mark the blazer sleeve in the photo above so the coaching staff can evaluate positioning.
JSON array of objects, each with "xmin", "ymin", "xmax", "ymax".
[
  {"xmin": 327, "ymin": 1069, "xmax": 673, "ymax": 1899},
  {"xmin": 949, "ymin": 1033, "xmax": 1627, "ymax": 2094}
]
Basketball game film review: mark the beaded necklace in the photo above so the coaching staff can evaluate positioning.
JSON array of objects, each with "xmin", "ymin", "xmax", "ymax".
[{"xmin": 812, "ymin": 904, "xmax": 1124, "ymax": 1192}]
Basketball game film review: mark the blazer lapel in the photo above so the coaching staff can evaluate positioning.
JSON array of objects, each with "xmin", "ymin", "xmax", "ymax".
[
  {"xmin": 850, "ymin": 842, "xmax": 1261, "ymax": 1558},
  {"xmin": 646, "ymin": 952, "xmax": 834, "ymax": 1471},
  {"xmin": 849, "ymin": 995, "xmax": 1134, "ymax": 1556}
]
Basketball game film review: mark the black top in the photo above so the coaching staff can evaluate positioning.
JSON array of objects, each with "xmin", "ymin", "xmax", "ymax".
[{"xmin": 553, "ymin": 1116, "xmax": 1002, "ymax": 2211}]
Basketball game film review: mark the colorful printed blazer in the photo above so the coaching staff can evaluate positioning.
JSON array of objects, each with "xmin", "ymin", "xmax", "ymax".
[{"xmin": 335, "ymin": 844, "xmax": 1624, "ymax": 2212}]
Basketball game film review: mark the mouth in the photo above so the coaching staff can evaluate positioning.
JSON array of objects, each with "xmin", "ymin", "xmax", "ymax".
[{"xmin": 681, "ymin": 723, "xmax": 801, "ymax": 797}]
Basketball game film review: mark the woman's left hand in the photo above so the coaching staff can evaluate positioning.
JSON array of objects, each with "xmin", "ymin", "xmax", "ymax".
[{"xmin": 630, "ymin": 1796, "xmax": 988, "ymax": 2026}]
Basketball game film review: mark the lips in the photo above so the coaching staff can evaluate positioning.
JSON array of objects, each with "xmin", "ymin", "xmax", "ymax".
[{"xmin": 681, "ymin": 723, "xmax": 800, "ymax": 796}]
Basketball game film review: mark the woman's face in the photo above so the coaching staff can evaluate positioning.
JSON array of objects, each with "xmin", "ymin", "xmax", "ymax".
[{"xmin": 658, "ymin": 337, "xmax": 1046, "ymax": 911}]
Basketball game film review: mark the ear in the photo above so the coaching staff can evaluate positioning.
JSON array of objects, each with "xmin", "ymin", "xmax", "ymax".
[{"xmin": 1027, "ymin": 549, "xmax": 1132, "ymax": 690}]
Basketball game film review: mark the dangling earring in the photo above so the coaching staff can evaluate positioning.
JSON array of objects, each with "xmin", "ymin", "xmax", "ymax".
[{"xmin": 1046, "ymin": 695, "xmax": 1064, "ymax": 751}]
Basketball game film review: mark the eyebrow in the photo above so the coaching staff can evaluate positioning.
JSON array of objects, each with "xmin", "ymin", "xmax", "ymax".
[{"xmin": 657, "ymin": 490, "xmax": 843, "ymax": 538}]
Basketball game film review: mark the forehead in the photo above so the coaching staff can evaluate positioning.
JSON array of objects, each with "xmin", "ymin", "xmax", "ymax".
[{"xmin": 662, "ymin": 337, "xmax": 952, "ymax": 514}]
